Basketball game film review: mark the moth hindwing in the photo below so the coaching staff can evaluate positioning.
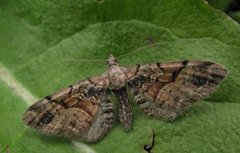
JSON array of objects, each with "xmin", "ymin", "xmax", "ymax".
[{"xmin": 23, "ymin": 55, "xmax": 227, "ymax": 142}]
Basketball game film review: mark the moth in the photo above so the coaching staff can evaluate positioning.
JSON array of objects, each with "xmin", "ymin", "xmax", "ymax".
[{"xmin": 22, "ymin": 54, "xmax": 227, "ymax": 142}]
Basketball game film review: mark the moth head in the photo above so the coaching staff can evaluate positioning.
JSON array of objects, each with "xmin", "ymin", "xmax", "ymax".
[{"xmin": 107, "ymin": 54, "xmax": 118, "ymax": 66}]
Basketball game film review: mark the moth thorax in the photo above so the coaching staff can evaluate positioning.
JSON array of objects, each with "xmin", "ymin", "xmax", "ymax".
[{"xmin": 108, "ymin": 65, "xmax": 127, "ymax": 89}]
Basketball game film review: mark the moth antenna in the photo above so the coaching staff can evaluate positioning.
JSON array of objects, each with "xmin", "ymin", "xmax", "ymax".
[{"xmin": 117, "ymin": 42, "xmax": 168, "ymax": 59}]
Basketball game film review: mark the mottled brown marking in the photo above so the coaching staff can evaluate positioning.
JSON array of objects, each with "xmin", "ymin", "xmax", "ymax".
[
  {"xmin": 126, "ymin": 60, "xmax": 227, "ymax": 121},
  {"xmin": 144, "ymin": 82, "xmax": 163, "ymax": 102},
  {"xmin": 158, "ymin": 73, "xmax": 173, "ymax": 82}
]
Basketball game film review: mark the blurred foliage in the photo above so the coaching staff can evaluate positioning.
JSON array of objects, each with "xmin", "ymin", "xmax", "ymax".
[
  {"xmin": 207, "ymin": 0, "xmax": 233, "ymax": 10},
  {"xmin": 208, "ymin": 0, "xmax": 240, "ymax": 23}
]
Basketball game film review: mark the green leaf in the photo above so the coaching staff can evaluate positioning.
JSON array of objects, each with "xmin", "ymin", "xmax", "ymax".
[{"xmin": 1, "ymin": 0, "xmax": 240, "ymax": 153}]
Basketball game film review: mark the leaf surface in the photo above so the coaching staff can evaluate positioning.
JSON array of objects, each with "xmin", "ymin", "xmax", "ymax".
[{"xmin": 1, "ymin": 0, "xmax": 240, "ymax": 153}]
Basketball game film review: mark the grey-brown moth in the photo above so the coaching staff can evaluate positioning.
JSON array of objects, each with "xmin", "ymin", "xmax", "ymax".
[{"xmin": 23, "ymin": 55, "xmax": 227, "ymax": 142}]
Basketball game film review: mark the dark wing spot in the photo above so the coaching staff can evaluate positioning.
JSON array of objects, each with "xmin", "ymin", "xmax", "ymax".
[
  {"xmin": 87, "ymin": 78, "xmax": 95, "ymax": 84},
  {"xmin": 172, "ymin": 71, "xmax": 178, "ymax": 81},
  {"xmin": 171, "ymin": 61, "xmax": 189, "ymax": 82},
  {"xmin": 103, "ymin": 109, "xmax": 113, "ymax": 114},
  {"xmin": 68, "ymin": 85, "xmax": 73, "ymax": 94},
  {"xmin": 136, "ymin": 96, "xmax": 146, "ymax": 105},
  {"xmin": 156, "ymin": 63, "xmax": 164, "ymax": 71},
  {"xmin": 87, "ymin": 88, "xmax": 98, "ymax": 97},
  {"xmin": 201, "ymin": 61, "xmax": 213, "ymax": 67},
  {"xmin": 192, "ymin": 75, "xmax": 208, "ymax": 87},
  {"xmin": 134, "ymin": 64, "xmax": 141, "ymax": 75},
  {"xmin": 38, "ymin": 111, "xmax": 54, "ymax": 125},
  {"xmin": 182, "ymin": 60, "xmax": 189, "ymax": 66},
  {"xmin": 210, "ymin": 73, "xmax": 225, "ymax": 80},
  {"xmin": 129, "ymin": 75, "xmax": 148, "ymax": 86},
  {"xmin": 45, "ymin": 95, "xmax": 52, "ymax": 101},
  {"xmin": 53, "ymin": 100, "xmax": 68, "ymax": 108}
]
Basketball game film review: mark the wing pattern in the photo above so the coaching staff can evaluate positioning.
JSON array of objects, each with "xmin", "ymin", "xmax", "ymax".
[
  {"xmin": 124, "ymin": 61, "xmax": 227, "ymax": 120},
  {"xmin": 23, "ymin": 74, "xmax": 113, "ymax": 142}
]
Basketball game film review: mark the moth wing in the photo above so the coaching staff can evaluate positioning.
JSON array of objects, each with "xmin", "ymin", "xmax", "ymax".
[
  {"xmin": 23, "ymin": 74, "xmax": 113, "ymax": 142},
  {"xmin": 124, "ymin": 61, "xmax": 227, "ymax": 120}
]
